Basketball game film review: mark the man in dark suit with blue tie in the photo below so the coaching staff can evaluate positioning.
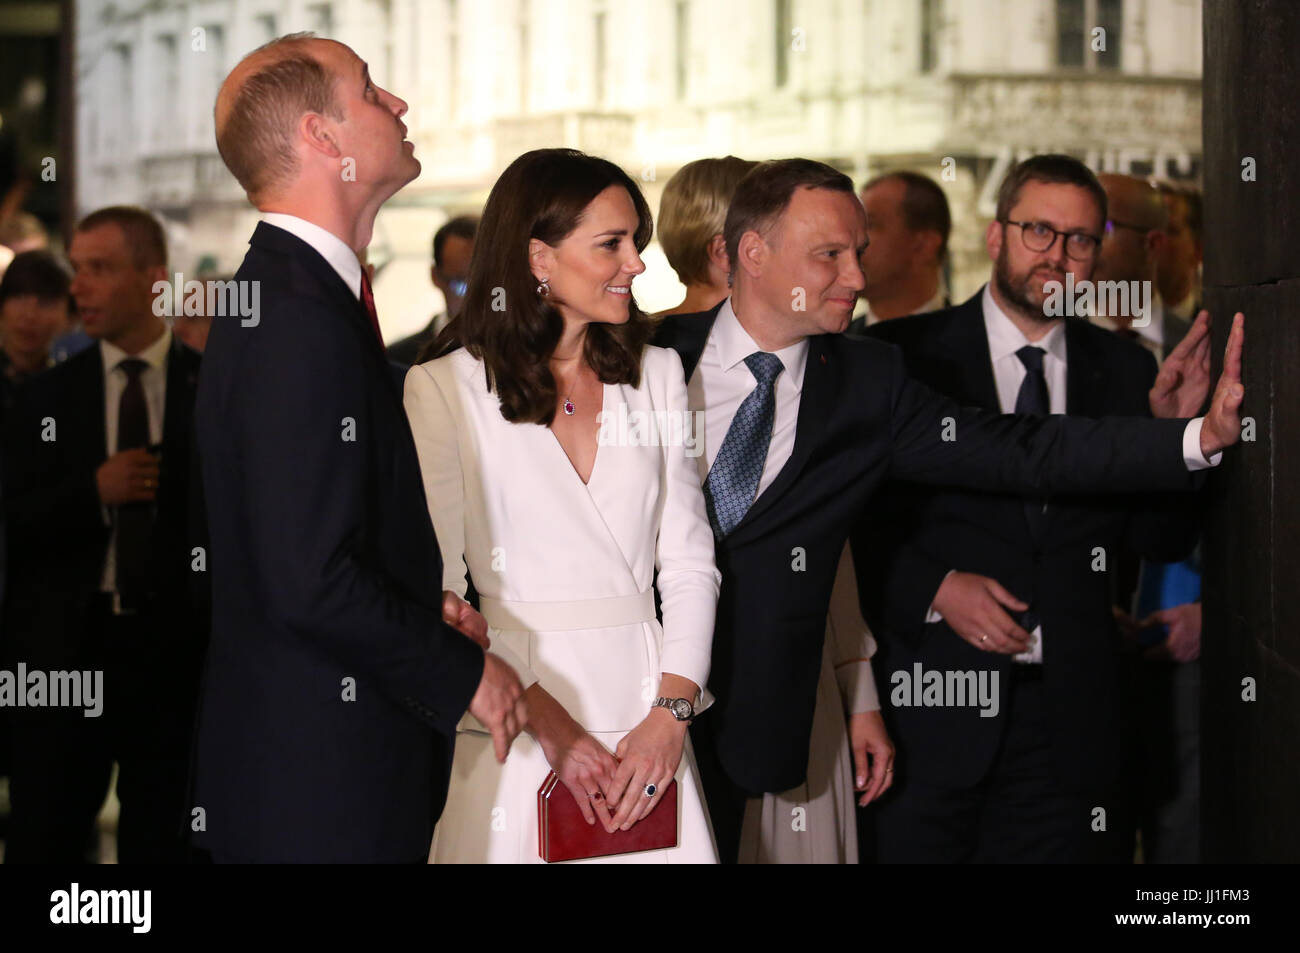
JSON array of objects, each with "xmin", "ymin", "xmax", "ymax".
[
  {"xmin": 653, "ymin": 158, "xmax": 1246, "ymax": 863},
  {"xmin": 3, "ymin": 206, "xmax": 206, "ymax": 863},
  {"xmin": 195, "ymin": 34, "xmax": 525, "ymax": 863}
]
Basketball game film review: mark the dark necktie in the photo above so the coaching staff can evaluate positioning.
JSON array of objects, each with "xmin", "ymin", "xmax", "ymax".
[
  {"xmin": 704, "ymin": 352, "xmax": 784, "ymax": 538},
  {"xmin": 1014, "ymin": 345, "xmax": 1050, "ymax": 542},
  {"xmin": 115, "ymin": 358, "xmax": 151, "ymax": 610},
  {"xmin": 359, "ymin": 269, "xmax": 384, "ymax": 345}
]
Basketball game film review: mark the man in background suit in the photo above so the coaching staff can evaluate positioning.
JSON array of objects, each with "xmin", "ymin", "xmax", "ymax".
[
  {"xmin": 846, "ymin": 171, "xmax": 951, "ymax": 332},
  {"xmin": 385, "ymin": 214, "xmax": 476, "ymax": 366},
  {"xmin": 1092, "ymin": 174, "xmax": 1206, "ymax": 863},
  {"xmin": 3, "ymin": 206, "xmax": 206, "ymax": 863},
  {"xmin": 653, "ymin": 158, "xmax": 1245, "ymax": 863},
  {"xmin": 1154, "ymin": 181, "xmax": 1203, "ymax": 325},
  {"xmin": 195, "ymin": 33, "xmax": 524, "ymax": 863},
  {"xmin": 858, "ymin": 155, "xmax": 1214, "ymax": 862},
  {"xmin": 1089, "ymin": 173, "xmax": 1191, "ymax": 361}
]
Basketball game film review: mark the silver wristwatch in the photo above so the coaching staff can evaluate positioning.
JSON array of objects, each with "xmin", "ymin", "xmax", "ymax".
[{"xmin": 652, "ymin": 696, "xmax": 695, "ymax": 723}]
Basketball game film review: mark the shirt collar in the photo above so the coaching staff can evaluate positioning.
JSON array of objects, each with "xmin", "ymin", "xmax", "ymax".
[
  {"xmin": 713, "ymin": 295, "xmax": 809, "ymax": 392},
  {"xmin": 100, "ymin": 324, "xmax": 172, "ymax": 377},
  {"xmin": 981, "ymin": 283, "xmax": 1066, "ymax": 365},
  {"xmin": 261, "ymin": 212, "xmax": 363, "ymax": 300}
]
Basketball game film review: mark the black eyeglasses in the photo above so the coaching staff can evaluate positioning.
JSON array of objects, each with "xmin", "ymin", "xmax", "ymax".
[
  {"xmin": 1104, "ymin": 218, "xmax": 1153, "ymax": 240},
  {"xmin": 1002, "ymin": 220, "xmax": 1102, "ymax": 260}
]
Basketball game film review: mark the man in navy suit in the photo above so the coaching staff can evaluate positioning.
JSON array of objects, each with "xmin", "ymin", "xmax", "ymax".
[
  {"xmin": 195, "ymin": 33, "xmax": 525, "ymax": 863},
  {"xmin": 653, "ymin": 158, "xmax": 1246, "ymax": 863},
  {"xmin": 3, "ymin": 206, "xmax": 206, "ymax": 863},
  {"xmin": 858, "ymin": 156, "xmax": 1216, "ymax": 862}
]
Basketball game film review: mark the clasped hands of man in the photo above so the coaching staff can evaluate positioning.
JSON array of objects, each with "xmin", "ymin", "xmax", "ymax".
[{"xmin": 932, "ymin": 310, "xmax": 1244, "ymax": 657}]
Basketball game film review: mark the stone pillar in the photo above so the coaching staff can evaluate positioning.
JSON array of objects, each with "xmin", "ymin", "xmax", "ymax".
[{"xmin": 1201, "ymin": 0, "xmax": 1300, "ymax": 862}]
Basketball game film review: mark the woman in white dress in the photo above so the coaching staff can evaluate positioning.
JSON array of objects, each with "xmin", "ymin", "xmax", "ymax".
[{"xmin": 405, "ymin": 149, "xmax": 721, "ymax": 863}]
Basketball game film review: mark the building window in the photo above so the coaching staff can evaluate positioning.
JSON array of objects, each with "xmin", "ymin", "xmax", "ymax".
[
  {"xmin": 1057, "ymin": 0, "xmax": 1123, "ymax": 70},
  {"xmin": 307, "ymin": 3, "xmax": 334, "ymax": 36},
  {"xmin": 674, "ymin": 0, "xmax": 688, "ymax": 100},
  {"xmin": 594, "ymin": 8, "xmax": 607, "ymax": 106},
  {"xmin": 920, "ymin": 0, "xmax": 942, "ymax": 73},
  {"xmin": 519, "ymin": 1, "xmax": 530, "ymax": 112},
  {"xmin": 153, "ymin": 34, "xmax": 178, "ymax": 150},
  {"xmin": 108, "ymin": 43, "xmax": 133, "ymax": 159},
  {"xmin": 775, "ymin": 0, "xmax": 792, "ymax": 88},
  {"xmin": 197, "ymin": 25, "xmax": 226, "ymax": 142},
  {"xmin": 255, "ymin": 14, "xmax": 277, "ymax": 44},
  {"xmin": 447, "ymin": 0, "xmax": 459, "ymax": 119},
  {"xmin": 1096, "ymin": 0, "xmax": 1122, "ymax": 70}
]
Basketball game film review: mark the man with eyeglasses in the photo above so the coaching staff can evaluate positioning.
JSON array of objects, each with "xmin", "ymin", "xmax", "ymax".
[
  {"xmin": 856, "ymin": 155, "xmax": 1219, "ymax": 862},
  {"xmin": 386, "ymin": 214, "xmax": 477, "ymax": 366}
]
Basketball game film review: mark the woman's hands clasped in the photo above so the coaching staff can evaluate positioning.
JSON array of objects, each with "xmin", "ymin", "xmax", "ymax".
[
  {"xmin": 527, "ymin": 688, "xmax": 622, "ymax": 832},
  {"xmin": 543, "ymin": 718, "xmax": 622, "ymax": 833},
  {"xmin": 604, "ymin": 707, "xmax": 687, "ymax": 831}
]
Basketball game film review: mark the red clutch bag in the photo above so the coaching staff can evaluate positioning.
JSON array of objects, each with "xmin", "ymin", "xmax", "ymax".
[{"xmin": 537, "ymin": 771, "xmax": 678, "ymax": 862}]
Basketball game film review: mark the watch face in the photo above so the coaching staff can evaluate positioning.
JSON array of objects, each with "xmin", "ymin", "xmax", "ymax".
[{"xmin": 670, "ymin": 698, "xmax": 692, "ymax": 720}]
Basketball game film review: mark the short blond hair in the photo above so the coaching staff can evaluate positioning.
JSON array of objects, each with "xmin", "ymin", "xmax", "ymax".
[
  {"xmin": 658, "ymin": 156, "xmax": 757, "ymax": 287},
  {"xmin": 215, "ymin": 33, "xmax": 344, "ymax": 203}
]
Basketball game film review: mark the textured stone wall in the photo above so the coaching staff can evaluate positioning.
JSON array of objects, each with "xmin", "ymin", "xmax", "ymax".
[{"xmin": 1202, "ymin": 0, "xmax": 1300, "ymax": 862}]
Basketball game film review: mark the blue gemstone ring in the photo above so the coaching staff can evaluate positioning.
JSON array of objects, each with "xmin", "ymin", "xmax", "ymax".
[{"xmin": 644, "ymin": 783, "xmax": 656, "ymax": 798}]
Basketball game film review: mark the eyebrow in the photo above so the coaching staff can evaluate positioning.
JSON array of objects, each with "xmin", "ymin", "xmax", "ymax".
[{"xmin": 594, "ymin": 228, "xmax": 629, "ymax": 238}]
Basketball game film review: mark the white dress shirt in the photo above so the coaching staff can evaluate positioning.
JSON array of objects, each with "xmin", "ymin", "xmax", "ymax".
[
  {"xmin": 687, "ymin": 297, "xmax": 879, "ymax": 712},
  {"xmin": 687, "ymin": 296, "xmax": 808, "ymax": 492},
  {"xmin": 99, "ymin": 325, "xmax": 172, "ymax": 594},
  {"xmin": 261, "ymin": 212, "xmax": 362, "ymax": 301},
  {"xmin": 926, "ymin": 286, "xmax": 1220, "ymax": 661}
]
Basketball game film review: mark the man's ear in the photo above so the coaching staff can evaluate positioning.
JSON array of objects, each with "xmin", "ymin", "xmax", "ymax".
[
  {"xmin": 300, "ymin": 112, "xmax": 343, "ymax": 159},
  {"xmin": 1146, "ymin": 229, "xmax": 1166, "ymax": 259},
  {"xmin": 145, "ymin": 263, "xmax": 168, "ymax": 292},
  {"xmin": 529, "ymin": 238, "xmax": 555, "ymax": 283},
  {"xmin": 736, "ymin": 230, "xmax": 768, "ymax": 279},
  {"xmin": 985, "ymin": 220, "xmax": 1003, "ymax": 263},
  {"xmin": 915, "ymin": 230, "xmax": 943, "ymax": 267}
]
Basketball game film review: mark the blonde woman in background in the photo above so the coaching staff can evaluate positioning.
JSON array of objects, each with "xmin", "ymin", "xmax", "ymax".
[{"xmin": 654, "ymin": 156, "xmax": 756, "ymax": 318}]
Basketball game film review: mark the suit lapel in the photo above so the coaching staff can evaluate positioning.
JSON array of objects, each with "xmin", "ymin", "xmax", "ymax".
[
  {"xmin": 729, "ymin": 333, "xmax": 838, "ymax": 537},
  {"xmin": 656, "ymin": 304, "xmax": 719, "ymax": 381},
  {"xmin": 1064, "ymin": 319, "xmax": 1108, "ymax": 416},
  {"xmin": 83, "ymin": 345, "xmax": 108, "ymax": 460},
  {"xmin": 251, "ymin": 222, "xmax": 401, "ymax": 403},
  {"xmin": 161, "ymin": 339, "xmax": 199, "ymax": 450},
  {"xmin": 952, "ymin": 296, "xmax": 1001, "ymax": 411}
]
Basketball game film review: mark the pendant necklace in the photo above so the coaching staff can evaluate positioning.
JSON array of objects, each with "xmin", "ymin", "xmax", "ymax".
[{"xmin": 562, "ymin": 396, "xmax": 575, "ymax": 415}]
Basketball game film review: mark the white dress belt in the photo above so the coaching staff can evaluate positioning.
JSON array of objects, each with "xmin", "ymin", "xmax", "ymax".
[{"xmin": 478, "ymin": 591, "xmax": 656, "ymax": 632}]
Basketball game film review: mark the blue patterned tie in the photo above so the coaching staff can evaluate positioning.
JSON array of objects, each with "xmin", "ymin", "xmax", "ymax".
[{"xmin": 705, "ymin": 352, "xmax": 785, "ymax": 538}]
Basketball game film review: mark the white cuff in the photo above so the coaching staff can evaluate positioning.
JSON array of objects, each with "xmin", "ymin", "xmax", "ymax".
[
  {"xmin": 925, "ymin": 569, "xmax": 956, "ymax": 624},
  {"xmin": 1183, "ymin": 418, "xmax": 1223, "ymax": 470}
]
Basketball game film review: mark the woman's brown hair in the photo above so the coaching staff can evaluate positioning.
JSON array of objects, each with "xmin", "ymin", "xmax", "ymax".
[{"xmin": 422, "ymin": 148, "xmax": 655, "ymax": 425}]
